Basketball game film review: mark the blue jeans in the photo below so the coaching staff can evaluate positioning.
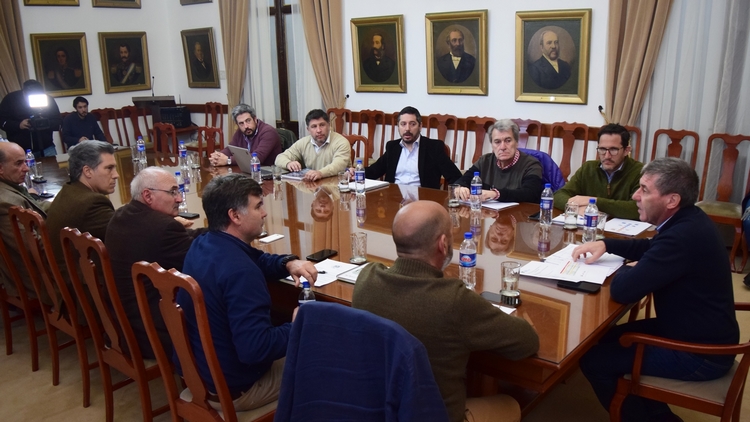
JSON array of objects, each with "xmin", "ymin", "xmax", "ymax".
[
  {"xmin": 32, "ymin": 145, "xmax": 57, "ymax": 159},
  {"xmin": 580, "ymin": 319, "xmax": 735, "ymax": 422}
]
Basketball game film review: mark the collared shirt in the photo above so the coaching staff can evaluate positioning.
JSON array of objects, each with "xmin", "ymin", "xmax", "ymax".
[
  {"xmin": 310, "ymin": 134, "xmax": 331, "ymax": 154},
  {"xmin": 600, "ymin": 161, "xmax": 626, "ymax": 184},
  {"xmin": 544, "ymin": 55, "xmax": 560, "ymax": 72},
  {"xmin": 497, "ymin": 150, "xmax": 520, "ymax": 170},
  {"xmin": 242, "ymin": 126, "xmax": 259, "ymax": 152},
  {"xmin": 451, "ymin": 53, "xmax": 461, "ymax": 69},
  {"xmin": 395, "ymin": 137, "xmax": 421, "ymax": 186},
  {"xmin": 656, "ymin": 215, "xmax": 673, "ymax": 232}
]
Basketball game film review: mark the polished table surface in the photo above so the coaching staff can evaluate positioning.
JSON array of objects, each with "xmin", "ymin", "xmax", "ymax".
[{"xmin": 41, "ymin": 150, "xmax": 654, "ymax": 414}]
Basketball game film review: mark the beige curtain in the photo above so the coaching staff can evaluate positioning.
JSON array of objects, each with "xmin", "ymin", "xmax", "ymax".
[
  {"xmin": 0, "ymin": 1, "xmax": 28, "ymax": 97},
  {"xmin": 299, "ymin": 0, "xmax": 345, "ymax": 111},
  {"xmin": 605, "ymin": 0, "xmax": 672, "ymax": 125},
  {"xmin": 217, "ymin": 0, "xmax": 250, "ymax": 134}
]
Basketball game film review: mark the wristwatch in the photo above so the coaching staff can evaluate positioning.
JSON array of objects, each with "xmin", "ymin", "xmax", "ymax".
[{"xmin": 280, "ymin": 254, "xmax": 299, "ymax": 268}]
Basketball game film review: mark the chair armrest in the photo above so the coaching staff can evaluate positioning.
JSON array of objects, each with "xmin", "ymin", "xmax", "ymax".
[
  {"xmin": 619, "ymin": 332, "xmax": 747, "ymax": 356},
  {"xmin": 735, "ymin": 302, "xmax": 750, "ymax": 311}
]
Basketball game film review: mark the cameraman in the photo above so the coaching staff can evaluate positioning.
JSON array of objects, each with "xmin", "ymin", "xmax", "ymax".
[{"xmin": 0, "ymin": 80, "xmax": 61, "ymax": 158}]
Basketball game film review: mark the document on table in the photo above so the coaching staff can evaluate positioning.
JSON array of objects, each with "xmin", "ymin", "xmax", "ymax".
[
  {"xmin": 604, "ymin": 218, "xmax": 653, "ymax": 236},
  {"xmin": 551, "ymin": 214, "xmax": 585, "ymax": 226},
  {"xmin": 348, "ymin": 179, "xmax": 390, "ymax": 192},
  {"xmin": 459, "ymin": 200, "xmax": 519, "ymax": 211},
  {"xmin": 491, "ymin": 303, "xmax": 516, "ymax": 315},
  {"xmin": 285, "ymin": 259, "xmax": 359, "ymax": 287},
  {"xmin": 521, "ymin": 244, "xmax": 624, "ymax": 285}
]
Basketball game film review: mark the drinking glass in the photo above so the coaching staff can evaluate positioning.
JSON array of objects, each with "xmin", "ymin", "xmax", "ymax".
[
  {"xmin": 189, "ymin": 151, "xmax": 201, "ymax": 169},
  {"xmin": 350, "ymin": 232, "xmax": 367, "ymax": 264},
  {"xmin": 448, "ymin": 184, "xmax": 460, "ymax": 208},
  {"xmin": 596, "ymin": 212, "xmax": 608, "ymax": 240},
  {"xmin": 272, "ymin": 165, "xmax": 283, "ymax": 182},
  {"xmin": 500, "ymin": 261, "xmax": 521, "ymax": 307},
  {"xmin": 564, "ymin": 203, "xmax": 579, "ymax": 230},
  {"xmin": 338, "ymin": 171, "xmax": 350, "ymax": 192}
]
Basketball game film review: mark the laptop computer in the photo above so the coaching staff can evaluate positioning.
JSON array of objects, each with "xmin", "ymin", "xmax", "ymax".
[{"xmin": 228, "ymin": 145, "xmax": 287, "ymax": 180}]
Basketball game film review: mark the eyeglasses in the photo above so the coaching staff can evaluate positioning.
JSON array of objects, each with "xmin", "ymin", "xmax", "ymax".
[
  {"xmin": 147, "ymin": 187, "xmax": 180, "ymax": 197},
  {"xmin": 596, "ymin": 147, "xmax": 624, "ymax": 156}
]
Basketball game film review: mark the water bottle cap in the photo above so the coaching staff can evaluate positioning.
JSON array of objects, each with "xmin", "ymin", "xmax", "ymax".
[
  {"xmin": 26, "ymin": 149, "xmax": 32, "ymax": 153},
  {"xmin": 473, "ymin": 171, "xmax": 479, "ymax": 176},
  {"xmin": 545, "ymin": 183, "xmax": 551, "ymax": 188},
  {"xmin": 179, "ymin": 140, "xmax": 184, "ymax": 145},
  {"xmin": 464, "ymin": 232, "xmax": 472, "ymax": 239},
  {"xmin": 302, "ymin": 281, "xmax": 310, "ymax": 288},
  {"xmin": 589, "ymin": 198, "xmax": 596, "ymax": 204},
  {"xmin": 252, "ymin": 152, "xmax": 257, "ymax": 157},
  {"xmin": 175, "ymin": 171, "xmax": 181, "ymax": 176},
  {"xmin": 357, "ymin": 159, "xmax": 362, "ymax": 164}
]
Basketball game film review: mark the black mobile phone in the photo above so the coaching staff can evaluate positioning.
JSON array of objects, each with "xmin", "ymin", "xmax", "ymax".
[
  {"xmin": 306, "ymin": 249, "xmax": 337, "ymax": 262},
  {"xmin": 480, "ymin": 291, "xmax": 502, "ymax": 304},
  {"xmin": 178, "ymin": 212, "xmax": 200, "ymax": 219},
  {"xmin": 528, "ymin": 211, "xmax": 540, "ymax": 221},
  {"xmin": 557, "ymin": 280, "xmax": 601, "ymax": 294}
]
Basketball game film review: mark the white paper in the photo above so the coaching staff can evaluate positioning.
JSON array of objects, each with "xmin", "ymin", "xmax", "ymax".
[
  {"xmin": 491, "ymin": 303, "xmax": 516, "ymax": 314},
  {"xmin": 349, "ymin": 178, "xmax": 389, "ymax": 192},
  {"xmin": 521, "ymin": 244, "xmax": 624, "ymax": 284},
  {"xmin": 286, "ymin": 259, "xmax": 359, "ymax": 287},
  {"xmin": 459, "ymin": 199, "xmax": 519, "ymax": 211},
  {"xmin": 552, "ymin": 214, "xmax": 585, "ymax": 226},
  {"xmin": 604, "ymin": 218, "xmax": 653, "ymax": 236}
]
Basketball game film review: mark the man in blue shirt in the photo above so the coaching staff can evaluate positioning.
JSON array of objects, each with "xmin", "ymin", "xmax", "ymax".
[
  {"xmin": 61, "ymin": 97, "xmax": 105, "ymax": 149},
  {"xmin": 179, "ymin": 173, "xmax": 317, "ymax": 411}
]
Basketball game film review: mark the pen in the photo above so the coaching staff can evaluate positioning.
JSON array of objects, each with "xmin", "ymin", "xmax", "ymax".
[{"xmin": 318, "ymin": 271, "xmax": 327, "ymax": 274}]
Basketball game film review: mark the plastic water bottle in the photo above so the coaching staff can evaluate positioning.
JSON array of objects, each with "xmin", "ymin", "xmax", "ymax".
[
  {"xmin": 582, "ymin": 198, "xmax": 599, "ymax": 243},
  {"xmin": 175, "ymin": 171, "xmax": 188, "ymax": 213},
  {"xmin": 356, "ymin": 193, "xmax": 366, "ymax": 227},
  {"xmin": 540, "ymin": 183, "xmax": 553, "ymax": 226},
  {"xmin": 250, "ymin": 152, "xmax": 261, "ymax": 182},
  {"xmin": 136, "ymin": 136, "xmax": 146, "ymax": 164},
  {"xmin": 538, "ymin": 224, "xmax": 551, "ymax": 260},
  {"xmin": 354, "ymin": 159, "xmax": 365, "ymax": 194},
  {"xmin": 469, "ymin": 209, "xmax": 481, "ymax": 238},
  {"xmin": 25, "ymin": 149, "xmax": 39, "ymax": 182},
  {"xmin": 470, "ymin": 172, "xmax": 482, "ymax": 210},
  {"xmin": 298, "ymin": 281, "xmax": 316, "ymax": 304},
  {"xmin": 459, "ymin": 232, "xmax": 477, "ymax": 290},
  {"xmin": 178, "ymin": 140, "xmax": 187, "ymax": 167}
]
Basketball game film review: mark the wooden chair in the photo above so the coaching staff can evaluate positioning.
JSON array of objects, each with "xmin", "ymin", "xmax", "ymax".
[
  {"xmin": 90, "ymin": 108, "xmax": 123, "ymax": 146},
  {"xmin": 650, "ymin": 129, "xmax": 699, "ymax": 168},
  {"xmin": 327, "ymin": 108, "xmax": 352, "ymax": 135},
  {"xmin": 610, "ymin": 302, "xmax": 750, "ymax": 422},
  {"xmin": 120, "ymin": 105, "xmax": 151, "ymax": 145},
  {"xmin": 191, "ymin": 126, "xmax": 225, "ymax": 158},
  {"xmin": 204, "ymin": 102, "xmax": 224, "ymax": 132},
  {"xmin": 696, "ymin": 133, "xmax": 750, "ymax": 272},
  {"xmin": 8, "ymin": 206, "xmax": 97, "ymax": 408},
  {"xmin": 344, "ymin": 134, "xmax": 369, "ymax": 166},
  {"xmin": 0, "ymin": 228, "xmax": 44, "ymax": 371},
  {"xmin": 511, "ymin": 118, "xmax": 542, "ymax": 150},
  {"xmin": 276, "ymin": 127, "xmax": 296, "ymax": 152},
  {"xmin": 548, "ymin": 122, "xmax": 591, "ymax": 181},
  {"xmin": 131, "ymin": 262, "xmax": 276, "ymax": 422},
  {"xmin": 61, "ymin": 228, "xmax": 169, "ymax": 422},
  {"xmin": 356, "ymin": 109, "xmax": 384, "ymax": 162},
  {"xmin": 387, "ymin": 111, "xmax": 400, "ymax": 150},
  {"xmin": 623, "ymin": 125, "xmax": 642, "ymax": 162},
  {"xmin": 152, "ymin": 122, "xmax": 178, "ymax": 153},
  {"xmin": 450, "ymin": 116, "xmax": 494, "ymax": 170}
]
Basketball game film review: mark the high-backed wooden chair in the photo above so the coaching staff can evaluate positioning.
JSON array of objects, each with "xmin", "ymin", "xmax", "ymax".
[
  {"xmin": 548, "ymin": 122, "xmax": 591, "ymax": 181},
  {"xmin": 696, "ymin": 133, "xmax": 750, "ymax": 272},
  {"xmin": 0, "ymin": 228, "xmax": 44, "ymax": 371},
  {"xmin": 327, "ymin": 108, "xmax": 352, "ymax": 135},
  {"xmin": 204, "ymin": 102, "xmax": 224, "ymax": 132},
  {"xmin": 90, "ymin": 108, "xmax": 123, "ymax": 146},
  {"xmin": 120, "ymin": 105, "xmax": 151, "ymax": 145},
  {"xmin": 344, "ymin": 134, "xmax": 369, "ymax": 166},
  {"xmin": 152, "ymin": 122, "xmax": 178, "ymax": 153},
  {"xmin": 623, "ymin": 125, "xmax": 642, "ymax": 162},
  {"xmin": 61, "ymin": 228, "xmax": 169, "ymax": 422},
  {"xmin": 650, "ymin": 129, "xmax": 699, "ymax": 168},
  {"xmin": 454, "ymin": 116, "xmax": 494, "ymax": 170},
  {"xmin": 424, "ymin": 114, "xmax": 457, "ymax": 160},
  {"xmin": 191, "ymin": 126, "xmax": 225, "ymax": 158},
  {"xmin": 387, "ymin": 111, "xmax": 400, "ymax": 151},
  {"xmin": 276, "ymin": 127, "xmax": 296, "ymax": 152},
  {"xmin": 512, "ymin": 119, "xmax": 543, "ymax": 150},
  {"xmin": 610, "ymin": 303, "xmax": 750, "ymax": 422},
  {"xmin": 8, "ymin": 206, "xmax": 97, "ymax": 408},
  {"xmin": 131, "ymin": 262, "xmax": 276, "ymax": 422},
  {"xmin": 356, "ymin": 109, "xmax": 384, "ymax": 161}
]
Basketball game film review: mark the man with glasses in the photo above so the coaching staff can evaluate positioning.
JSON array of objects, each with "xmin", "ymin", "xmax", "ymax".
[
  {"xmin": 553, "ymin": 124, "xmax": 643, "ymax": 219},
  {"xmin": 105, "ymin": 167, "xmax": 206, "ymax": 359}
]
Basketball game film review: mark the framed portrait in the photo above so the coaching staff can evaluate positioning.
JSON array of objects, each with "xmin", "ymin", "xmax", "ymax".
[
  {"xmin": 24, "ymin": 0, "xmax": 78, "ymax": 5},
  {"xmin": 515, "ymin": 9, "xmax": 591, "ymax": 104},
  {"xmin": 350, "ymin": 15, "xmax": 405, "ymax": 93},
  {"xmin": 180, "ymin": 0, "xmax": 212, "ymax": 4},
  {"xmin": 30, "ymin": 33, "xmax": 91, "ymax": 97},
  {"xmin": 98, "ymin": 32, "xmax": 151, "ymax": 94},
  {"xmin": 181, "ymin": 27, "xmax": 220, "ymax": 88},
  {"xmin": 425, "ymin": 10, "xmax": 488, "ymax": 96},
  {"xmin": 92, "ymin": 0, "xmax": 140, "ymax": 8}
]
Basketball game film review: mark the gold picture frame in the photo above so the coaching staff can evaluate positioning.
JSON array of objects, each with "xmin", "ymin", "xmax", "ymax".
[
  {"xmin": 181, "ymin": 27, "xmax": 220, "ymax": 89},
  {"xmin": 92, "ymin": 0, "xmax": 141, "ymax": 8},
  {"xmin": 425, "ymin": 10, "xmax": 488, "ymax": 96},
  {"xmin": 30, "ymin": 32, "xmax": 91, "ymax": 98},
  {"xmin": 515, "ymin": 9, "xmax": 591, "ymax": 104},
  {"xmin": 350, "ymin": 15, "xmax": 406, "ymax": 93},
  {"xmin": 24, "ymin": 0, "xmax": 79, "ymax": 5},
  {"xmin": 98, "ymin": 32, "xmax": 151, "ymax": 94}
]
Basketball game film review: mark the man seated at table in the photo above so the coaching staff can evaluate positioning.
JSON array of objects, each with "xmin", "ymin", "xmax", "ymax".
[
  {"xmin": 179, "ymin": 173, "xmax": 317, "ymax": 411},
  {"xmin": 553, "ymin": 124, "xmax": 642, "ymax": 219},
  {"xmin": 61, "ymin": 96, "xmax": 106, "ymax": 150},
  {"xmin": 47, "ymin": 140, "xmax": 118, "ymax": 272},
  {"xmin": 353, "ymin": 200, "xmax": 539, "ymax": 422},
  {"xmin": 0, "ymin": 141, "xmax": 51, "ymax": 301},
  {"xmin": 456, "ymin": 119, "xmax": 543, "ymax": 203},
  {"xmin": 573, "ymin": 157, "xmax": 739, "ymax": 422},
  {"xmin": 106, "ymin": 167, "xmax": 206, "ymax": 359},
  {"xmin": 274, "ymin": 109, "xmax": 350, "ymax": 182},
  {"xmin": 209, "ymin": 104, "xmax": 282, "ymax": 167},
  {"xmin": 351, "ymin": 106, "xmax": 461, "ymax": 189}
]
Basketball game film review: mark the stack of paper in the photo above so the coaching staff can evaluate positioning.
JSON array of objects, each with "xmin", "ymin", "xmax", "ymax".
[
  {"xmin": 281, "ymin": 169, "xmax": 311, "ymax": 180},
  {"xmin": 520, "ymin": 244, "xmax": 624, "ymax": 285},
  {"xmin": 285, "ymin": 259, "xmax": 360, "ymax": 287},
  {"xmin": 604, "ymin": 218, "xmax": 652, "ymax": 236},
  {"xmin": 552, "ymin": 214, "xmax": 585, "ymax": 226},
  {"xmin": 459, "ymin": 200, "xmax": 519, "ymax": 211},
  {"xmin": 348, "ymin": 179, "xmax": 389, "ymax": 192}
]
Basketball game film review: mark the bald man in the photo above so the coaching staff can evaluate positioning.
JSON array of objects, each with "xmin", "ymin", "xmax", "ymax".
[
  {"xmin": 352, "ymin": 200, "xmax": 539, "ymax": 422},
  {"xmin": 0, "ymin": 141, "xmax": 51, "ymax": 301},
  {"xmin": 529, "ymin": 30, "xmax": 572, "ymax": 90}
]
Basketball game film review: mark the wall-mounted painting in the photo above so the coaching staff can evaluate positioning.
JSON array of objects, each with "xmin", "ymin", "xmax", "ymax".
[
  {"xmin": 180, "ymin": 0, "xmax": 212, "ymax": 4},
  {"xmin": 98, "ymin": 32, "xmax": 151, "ymax": 93},
  {"xmin": 425, "ymin": 10, "xmax": 488, "ymax": 96},
  {"xmin": 350, "ymin": 15, "xmax": 406, "ymax": 93},
  {"xmin": 24, "ymin": 0, "xmax": 78, "ymax": 5},
  {"xmin": 93, "ymin": 0, "xmax": 140, "ymax": 7},
  {"xmin": 515, "ymin": 9, "xmax": 591, "ymax": 104},
  {"xmin": 181, "ymin": 27, "xmax": 220, "ymax": 88},
  {"xmin": 30, "ymin": 33, "xmax": 91, "ymax": 97}
]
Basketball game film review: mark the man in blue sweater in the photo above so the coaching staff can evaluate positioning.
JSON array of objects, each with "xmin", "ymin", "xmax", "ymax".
[
  {"xmin": 179, "ymin": 173, "xmax": 317, "ymax": 411},
  {"xmin": 572, "ymin": 157, "xmax": 739, "ymax": 422},
  {"xmin": 61, "ymin": 97, "xmax": 105, "ymax": 149}
]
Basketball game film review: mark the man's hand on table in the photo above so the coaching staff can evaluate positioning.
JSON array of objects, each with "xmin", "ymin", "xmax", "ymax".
[
  {"xmin": 567, "ymin": 195, "xmax": 595, "ymax": 213},
  {"xmin": 209, "ymin": 151, "xmax": 229, "ymax": 166},
  {"xmin": 287, "ymin": 161, "xmax": 303, "ymax": 172},
  {"xmin": 302, "ymin": 169, "xmax": 323, "ymax": 182},
  {"xmin": 571, "ymin": 241, "xmax": 607, "ymax": 264},
  {"xmin": 286, "ymin": 259, "xmax": 318, "ymax": 287}
]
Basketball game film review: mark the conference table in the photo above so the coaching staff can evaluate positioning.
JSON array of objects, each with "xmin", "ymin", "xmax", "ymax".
[{"xmin": 40, "ymin": 149, "xmax": 652, "ymax": 415}]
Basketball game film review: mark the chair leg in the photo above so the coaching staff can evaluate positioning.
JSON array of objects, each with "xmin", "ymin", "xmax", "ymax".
[
  {"xmin": 136, "ymin": 374, "xmax": 154, "ymax": 422},
  {"xmin": 729, "ymin": 224, "xmax": 742, "ymax": 273},
  {"xmin": 1, "ymin": 300, "xmax": 11, "ymax": 356},
  {"xmin": 101, "ymin": 363, "xmax": 115, "ymax": 422},
  {"xmin": 73, "ymin": 330, "xmax": 92, "ymax": 408},
  {"xmin": 609, "ymin": 379, "xmax": 629, "ymax": 422},
  {"xmin": 24, "ymin": 308, "xmax": 42, "ymax": 372},
  {"xmin": 48, "ymin": 326, "xmax": 60, "ymax": 386}
]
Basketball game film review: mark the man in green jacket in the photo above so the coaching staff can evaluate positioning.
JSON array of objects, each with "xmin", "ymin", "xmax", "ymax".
[{"xmin": 553, "ymin": 123, "xmax": 643, "ymax": 220}]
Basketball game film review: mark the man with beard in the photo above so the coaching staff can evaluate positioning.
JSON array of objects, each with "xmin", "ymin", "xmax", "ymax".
[
  {"xmin": 353, "ymin": 200, "xmax": 539, "ymax": 422},
  {"xmin": 190, "ymin": 41, "xmax": 213, "ymax": 82},
  {"xmin": 275, "ymin": 109, "xmax": 350, "ymax": 182},
  {"xmin": 362, "ymin": 33, "xmax": 396, "ymax": 83},
  {"xmin": 554, "ymin": 124, "xmax": 643, "ymax": 219},
  {"xmin": 47, "ymin": 47, "xmax": 82, "ymax": 90},
  {"xmin": 61, "ymin": 96, "xmax": 106, "ymax": 149},
  {"xmin": 110, "ymin": 43, "xmax": 144, "ymax": 86},
  {"xmin": 529, "ymin": 30, "xmax": 572, "ymax": 90},
  {"xmin": 210, "ymin": 104, "xmax": 282, "ymax": 167},
  {"xmin": 352, "ymin": 106, "xmax": 461, "ymax": 189},
  {"xmin": 436, "ymin": 29, "xmax": 476, "ymax": 84}
]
